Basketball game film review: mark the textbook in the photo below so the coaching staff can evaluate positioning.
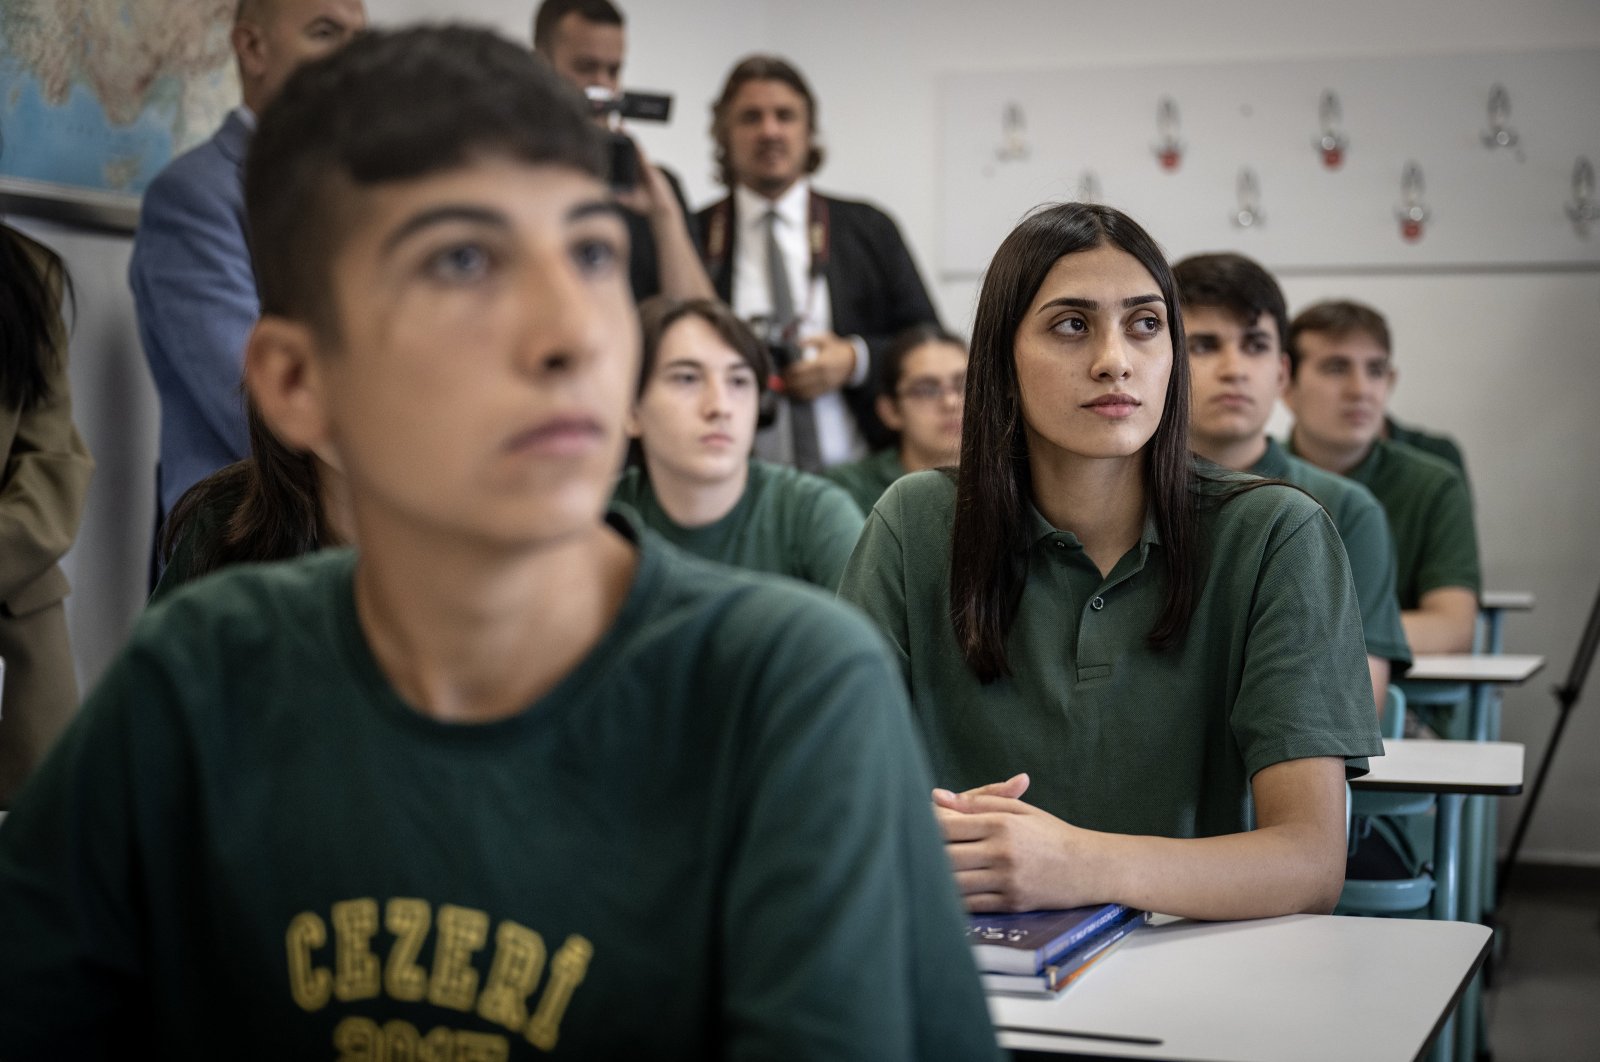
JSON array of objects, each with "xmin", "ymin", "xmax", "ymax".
[
  {"xmin": 979, "ymin": 907, "xmax": 1147, "ymax": 995},
  {"xmin": 966, "ymin": 902, "xmax": 1139, "ymax": 975}
]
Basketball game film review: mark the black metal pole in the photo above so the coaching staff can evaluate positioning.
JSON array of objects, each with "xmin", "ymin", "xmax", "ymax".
[{"xmin": 1498, "ymin": 582, "xmax": 1600, "ymax": 898}]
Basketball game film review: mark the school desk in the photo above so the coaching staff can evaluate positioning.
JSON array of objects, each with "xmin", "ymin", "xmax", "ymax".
[
  {"xmin": 1477, "ymin": 591, "xmax": 1535, "ymax": 655},
  {"xmin": 987, "ymin": 913, "xmax": 1491, "ymax": 1061},
  {"xmin": 1352, "ymin": 738, "xmax": 1524, "ymax": 1062}
]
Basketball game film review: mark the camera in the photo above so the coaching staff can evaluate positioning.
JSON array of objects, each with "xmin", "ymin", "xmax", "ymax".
[{"xmin": 584, "ymin": 87, "xmax": 674, "ymax": 193}]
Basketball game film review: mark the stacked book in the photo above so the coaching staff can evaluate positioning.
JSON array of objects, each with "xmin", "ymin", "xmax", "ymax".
[{"xmin": 967, "ymin": 903, "xmax": 1147, "ymax": 995}]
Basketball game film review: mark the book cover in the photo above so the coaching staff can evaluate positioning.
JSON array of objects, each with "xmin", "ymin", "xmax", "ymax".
[
  {"xmin": 979, "ymin": 908, "xmax": 1147, "ymax": 994},
  {"xmin": 966, "ymin": 902, "xmax": 1136, "ymax": 974}
]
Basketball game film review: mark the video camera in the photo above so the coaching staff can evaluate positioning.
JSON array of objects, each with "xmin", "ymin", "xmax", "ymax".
[{"xmin": 584, "ymin": 87, "xmax": 673, "ymax": 193}]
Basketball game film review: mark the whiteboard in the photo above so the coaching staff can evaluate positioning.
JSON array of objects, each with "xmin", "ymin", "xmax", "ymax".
[{"xmin": 938, "ymin": 49, "xmax": 1600, "ymax": 277}]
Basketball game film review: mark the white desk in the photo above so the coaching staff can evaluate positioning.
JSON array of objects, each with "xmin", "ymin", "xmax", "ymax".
[
  {"xmin": 1406, "ymin": 655, "xmax": 1544, "ymax": 686},
  {"xmin": 989, "ymin": 914, "xmax": 1490, "ymax": 1060},
  {"xmin": 1479, "ymin": 590, "xmax": 1534, "ymax": 612},
  {"xmin": 1354, "ymin": 738, "xmax": 1524, "ymax": 796}
]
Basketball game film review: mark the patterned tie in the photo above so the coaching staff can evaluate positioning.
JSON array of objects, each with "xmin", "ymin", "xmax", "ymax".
[{"xmin": 764, "ymin": 209, "xmax": 822, "ymax": 472}]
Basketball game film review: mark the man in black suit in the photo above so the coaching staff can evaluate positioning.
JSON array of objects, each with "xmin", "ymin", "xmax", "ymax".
[
  {"xmin": 699, "ymin": 56, "xmax": 939, "ymax": 470},
  {"xmin": 533, "ymin": 0, "xmax": 711, "ymax": 301}
]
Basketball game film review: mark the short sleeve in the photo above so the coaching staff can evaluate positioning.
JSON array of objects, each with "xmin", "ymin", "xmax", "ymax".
[
  {"xmin": 1338, "ymin": 494, "xmax": 1412, "ymax": 667},
  {"xmin": 1230, "ymin": 506, "xmax": 1385, "ymax": 781},
  {"xmin": 717, "ymin": 595, "xmax": 997, "ymax": 1060},
  {"xmin": 836, "ymin": 504, "xmax": 912, "ymax": 680}
]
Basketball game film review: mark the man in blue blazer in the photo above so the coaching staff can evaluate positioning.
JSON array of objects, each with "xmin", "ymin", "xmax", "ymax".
[
  {"xmin": 131, "ymin": 0, "xmax": 365, "ymax": 521},
  {"xmin": 698, "ymin": 56, "xmax": 940, "ymax": 468}
]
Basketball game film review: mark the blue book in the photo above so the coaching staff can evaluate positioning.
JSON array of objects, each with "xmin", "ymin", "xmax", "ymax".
[
  {"xmin": 966, "ymin": 903, "xmax": 1135, "ymax": 974},
  {"xmin": 980, "ymin": 908, "xmax": 1147, "ymax": 993}
]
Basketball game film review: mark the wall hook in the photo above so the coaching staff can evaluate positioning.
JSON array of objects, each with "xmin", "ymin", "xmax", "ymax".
[
  {"xmin": 1396, "ymin": 161, "xmax": 1429, "ymax": 241},
  {"xmin": 1314, "ymin": 90, "xmax": 1348, "ymax": 169},
  {"xmin": 1152, "ymin": 97, "xmax": 1184, "ymax": 172},
  {"xmin": 1567, "ymin": 156, "xmax": 1599, "ymax": 235},
  {"xmin": 1481, "ymin": 83, "xmax": 1519, "ymax": 151},
  {"xmin": 1231, "ymin": 168, "xmax": 1263, "ymax": 228},
  {"xmin": 995, "ymin": 102, "xmax": 1029, "ymax": 163}
]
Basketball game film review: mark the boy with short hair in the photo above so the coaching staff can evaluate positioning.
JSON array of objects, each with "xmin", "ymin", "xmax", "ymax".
[
  {"xmin": 1284, "ymin": 300, "xmax": 1480, "ymax": 654},
  {"xmin": 1174, "ymin": 254, "xmax": 1410, "ymax": 712},
  {"xmin": 0, "ymin": 27, "xmax": 996, "ymax": 1060}
]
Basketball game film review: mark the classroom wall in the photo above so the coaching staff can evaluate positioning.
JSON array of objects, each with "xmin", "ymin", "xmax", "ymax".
[{"xmin": 30, "ymin": 0, "xmax": 1600, "ymax": 867}]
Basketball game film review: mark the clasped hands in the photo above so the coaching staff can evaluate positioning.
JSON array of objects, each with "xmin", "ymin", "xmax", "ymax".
[{"xmin": 933, "ymin": 772, "xmax": 1099, "ymax": 913}]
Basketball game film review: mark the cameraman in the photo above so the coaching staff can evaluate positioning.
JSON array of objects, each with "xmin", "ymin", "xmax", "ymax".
[{"xmin": 533, "ymin": 0, "xmax": 712, "ymax": 301}]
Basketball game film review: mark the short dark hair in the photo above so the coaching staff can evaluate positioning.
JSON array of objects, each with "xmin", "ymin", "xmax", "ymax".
[
  {"xmin": 532, "ymin": 0, "xmax": 624, "ymax": 53},
  {"xmin": 952, "ymin": 202, "xmax": 1198, "ymax": 680},
  {"xmin": 245, "ymin": 24, "xmax": 606, "ymax": 339},
  {"xmin": 1172, "ymin": 252, "xmax": 1288, "ymax": 354},
  {"xmin": 710, "ymin": 55, "xmax": 824, "ymax": 188},
  {"xmin": 636, "ymin": 296, "xmax": 772, "ymax": 398},
  {"xmin": 877, "ymin": 322, "xmax": 966, "ymax": 399},
  {"xmin": 1285, "ymin": 299, "xmax": 1392, "ymax": 377}
]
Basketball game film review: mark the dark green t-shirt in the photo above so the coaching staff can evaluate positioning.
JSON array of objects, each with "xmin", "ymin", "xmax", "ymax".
[
  {"xmin": 612, "ymin": 459, "xmax": 864, "ymax": 591},
  {"xmin": 1386, "ymin": 416, "xmax": 1468, "ymax": 479},
  {"xmin": 823, "ymin": 448, "xmax": 907, "ymax": 515},
  {"xmin": 1251, "ymin": 438, "xmax": 1410, "ymax": 667},
  {"xmin": 0, "ymin": 523, "xmax": 997, "ymax": 1060},
  {"xmin": 1293, "ymin": 436, "xmax": 1481, "ymax": 608},
  {"xmin": 838, "ymin": 470, "xmax": 1381, "ymax": 840}
]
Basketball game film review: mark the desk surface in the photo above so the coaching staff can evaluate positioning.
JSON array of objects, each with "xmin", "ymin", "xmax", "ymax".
[
  {"xmin": 989, "ymin": 914, "xmax": 1490, "ymax": 1060},
  {"xmin": 1480, "ymin": 590, "xmax": 1535, "ymax": 611},
  {"xmin": 1407, "ymin": 654, "xmax": 1545, "ymax": 684},
  {"xmin": 1354, "ymin": 738, "xmax": 1524, "ymax": 795}
]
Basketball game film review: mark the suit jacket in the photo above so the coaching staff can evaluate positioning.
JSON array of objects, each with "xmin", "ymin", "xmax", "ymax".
[
  {"xmin": 130, "ymin": 110, "xmax": 256, "ymax": 516},
  {"xmin": 697, "ymin": 190, "xmax": 939, "ymax": 450},
  {"xmin": 0, "ymin": 229, "xmax": 94, "ymax": 800}
]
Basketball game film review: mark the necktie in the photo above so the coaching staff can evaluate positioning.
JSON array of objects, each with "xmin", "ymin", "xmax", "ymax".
[{"xmin": 763, "ymin": 209, "xmax": 822, "ymax": 471}]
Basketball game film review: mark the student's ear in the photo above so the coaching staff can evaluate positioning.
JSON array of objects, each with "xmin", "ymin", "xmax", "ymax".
[
  {"xmin": 624, "ymin": 403, "xmax": 642, "ymax": 440},
  {"xmin": 1274, "ymin": 352, "xmax": 1290, "ymax": 390},
  {"xmin": 246, "ymin": 315, "xmax": 333, "ymax": 458},
  {"xmin": 876, "ymin": 394, "xmax": 905, "ymax": 433}
]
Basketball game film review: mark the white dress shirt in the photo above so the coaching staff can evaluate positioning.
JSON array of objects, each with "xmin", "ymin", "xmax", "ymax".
[{"xmin": 730, "ymin": 179, "xmax": 869, "ymax": 468}]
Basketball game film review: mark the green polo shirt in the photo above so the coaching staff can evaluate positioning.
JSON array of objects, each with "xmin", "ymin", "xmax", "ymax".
[
  {"xmin": 1251, "ymin": 438, "xmax": 1410, "ymax": 667},
  {"xmin": 823, "ymin": 448, "xmax": 908, "ymax": 514},
  {"xmin": 612, "ymin": 459, "xmax": 865, "ymax": 591},
  {"xmin": 837, "ymin": 469, "xmax": 1381, "ymax": 840},
  {"xmin": 1292, "ymin": 437, "xmax": 1480, "ymax": 609},
  {"xmin": 1387, "ymin": 416, "xmax": 1468, "ymax": 478}
]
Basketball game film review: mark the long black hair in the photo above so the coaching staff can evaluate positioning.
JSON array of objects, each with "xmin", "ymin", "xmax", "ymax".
[
  {"xmin": 160, "ymin": 398, "xmax": 328, "ymax": 574},
  {"xmin": 950, "ymin": 202, "xmax": 1197, "ymax": 682},
  {"xmin": 0, "ymin": 224, "xmax": 72, "ymax": 412}
]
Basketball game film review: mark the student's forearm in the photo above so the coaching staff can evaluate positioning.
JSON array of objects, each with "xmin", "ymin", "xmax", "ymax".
[
  {"xmin": 1367, "ymin": 655, "xmax": 1391, "ymax": 730},
  {"xmin": 1401, "ymin": 587, "xmax": 1477, "ymax": 654},
  {"xmin": 1081, "ymin": 823, "xmax": 1345, "ymax": 920},
  {"xmin": 649, "ymin": 214, "xmax": 714, "ymax": 299}
]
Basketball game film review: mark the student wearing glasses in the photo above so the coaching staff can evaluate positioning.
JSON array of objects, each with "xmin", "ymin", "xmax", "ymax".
[
  {"xmin": 839, "ymin": 202, "xmax": 1382, "ymax": 920},
  {"xmin": 824, "ymin": 324, "xmax": 966, "ymax": 515}
]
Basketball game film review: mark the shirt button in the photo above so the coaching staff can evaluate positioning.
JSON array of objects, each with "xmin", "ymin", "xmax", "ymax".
[{"xmin": 1090, "ymin": 596, "xmax": 1105, "ymax": 610}]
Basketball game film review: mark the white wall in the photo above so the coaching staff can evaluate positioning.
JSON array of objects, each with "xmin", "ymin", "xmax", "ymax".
[{"xmin": 27, "ymin": 0, "xmax": 1600, "ymax": 865}]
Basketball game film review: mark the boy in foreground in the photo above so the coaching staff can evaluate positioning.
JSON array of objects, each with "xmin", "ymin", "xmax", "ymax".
[{"xmin": 0, "ymin": 27, "xmax": 995, "ymax": 1060}]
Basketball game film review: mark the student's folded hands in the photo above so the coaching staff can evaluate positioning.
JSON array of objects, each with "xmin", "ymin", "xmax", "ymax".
[{"xmin": 933, "ymin": 773, "xmax": 1102, "ymax": 913}]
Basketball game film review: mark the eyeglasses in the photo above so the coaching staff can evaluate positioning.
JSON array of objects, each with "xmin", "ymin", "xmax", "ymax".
[{"xmin": 897, "ymin": 375, "xmax": 966, "ymax": 403}]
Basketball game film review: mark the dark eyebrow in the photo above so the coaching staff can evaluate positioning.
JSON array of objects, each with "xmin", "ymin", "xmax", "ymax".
[
  {"xmin": 381, "ymin": 199, "xmax": 623, "ymax": 256},
  {"xmin": 381, "ymin": 205, "xmax": 508, "ymax": 255},
  {"xmin": 1036, "ymin": 293, "xmax": 1163, "ymax": 315}
]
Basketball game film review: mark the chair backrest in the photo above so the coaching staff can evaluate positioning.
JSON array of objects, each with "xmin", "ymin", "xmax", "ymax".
[{"xmin": 1380, "ymin": 683, "xmax": 1405, "ymax": 740}]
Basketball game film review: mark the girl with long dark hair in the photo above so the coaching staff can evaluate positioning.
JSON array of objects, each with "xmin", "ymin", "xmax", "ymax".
[
  {"xmin": 0, "ymin": 224, "xmax": 93, "ymax": 806},
  {"xmin": 151, "ymin": 399, "xmax": 351, "ymax": 602},
  {"xmin": 839, "ymin": 203, "xmax": 1381, "ymax": 920}
]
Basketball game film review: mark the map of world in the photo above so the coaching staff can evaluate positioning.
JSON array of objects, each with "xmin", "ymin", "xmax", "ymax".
[{"xmin": 0, "ymin": 0, "xmax": 238, "ymax": 201}]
